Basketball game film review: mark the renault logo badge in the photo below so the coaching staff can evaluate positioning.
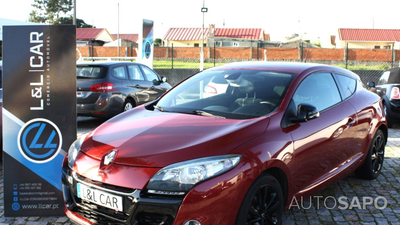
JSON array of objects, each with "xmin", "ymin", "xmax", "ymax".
[{"xmin": 103, "ymin": 150, "xmax": 117, "ymax": 166}]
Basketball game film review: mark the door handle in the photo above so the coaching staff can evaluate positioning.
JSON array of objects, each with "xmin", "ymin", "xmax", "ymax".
[
  {"xmin": 135, "ymin": 84, "xmax": 141, "ymax": 88},
  {"xmin": 150, "ymin": 86, "xmax": 155, "ymax": 90}
]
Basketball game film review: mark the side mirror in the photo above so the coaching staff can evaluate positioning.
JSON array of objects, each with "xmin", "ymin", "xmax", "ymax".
[
  {"xmin": 290, "ymin": 104, "xmax": 320, "ymax": 123},
  {"xmin": 367, "ymin": 81, "xmax": 376, "ymax": 88}
]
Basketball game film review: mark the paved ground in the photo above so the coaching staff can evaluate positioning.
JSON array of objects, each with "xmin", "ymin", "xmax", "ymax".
[{"xmin": 0, "ymin": 124, "xmax": 399, "ymax": 225}]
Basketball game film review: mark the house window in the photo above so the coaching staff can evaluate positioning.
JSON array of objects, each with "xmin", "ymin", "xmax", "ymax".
[
  {"xmin": 374, "ymin": 46, "xmax": 380, "ymax": 49},
  {"xmin": 194, "ymin": 43, "xmax": 199, "ymax": 47},
  {"xmin": 216, "ymin": 41, "xmax": 222, "ymax": 47},
  {"xmin": 233, "ymin": 42, "xmax": 239, "ymax": 47},
  {"xmin": 384, "ymin": 45, "xmax": 391, "ymax": 49}
]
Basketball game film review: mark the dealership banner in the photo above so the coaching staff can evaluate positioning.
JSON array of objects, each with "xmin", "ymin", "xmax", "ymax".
[
  {"xmin": 2, "ymin": 25, "xmax": 76, "ymax": 216},
  {"xmin": 139, "ymin": 19, "xmax": 154, "ymax": 68}
]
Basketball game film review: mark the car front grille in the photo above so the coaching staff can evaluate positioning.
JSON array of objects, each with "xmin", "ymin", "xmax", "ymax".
[{"xmin": 62, "ymin": 169, "xmax": 182, "ymax": 225}]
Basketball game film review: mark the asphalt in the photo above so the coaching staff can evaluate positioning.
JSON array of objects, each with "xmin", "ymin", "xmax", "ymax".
[{"xmin": 0, "ymin": 125, "xmax": 400, "ymax": 225}]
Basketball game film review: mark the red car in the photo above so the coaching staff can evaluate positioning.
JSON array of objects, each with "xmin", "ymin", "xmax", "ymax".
[{"xmin": 62, "ymin": 62, "xmax": 387, "ymax": 225}]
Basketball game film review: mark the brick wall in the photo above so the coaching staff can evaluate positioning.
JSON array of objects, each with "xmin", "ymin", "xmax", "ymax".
[
  {"xmin": 77, "ymin": 46, "xmax": 137, "ymax": 58},
  {"xmin": 77, "ymin": 46, "xmax": 400, "ymax": 61}
]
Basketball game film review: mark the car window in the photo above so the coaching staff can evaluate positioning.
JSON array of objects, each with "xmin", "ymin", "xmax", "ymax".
[
  {"xmin": 335, "ymin": 74, "xmax": 356, "ymax": 100},
  {"xmin": 157, "ymin": 69, "xmax": 295, "ymax": 119},
  {"xmin": 293, "ymin": 72, "xmax": 341, "ymax": 112},
  {"xmin": 377, "ymin": 71, "xmax": 390, "ymax": 85},
  {"xmin": 141, "ymin": 66, "xmax": 160, "ymax": 82},
  {"xmin": 128, "ymin": 65, "xmax": 145, "ymax": 80},
  {"xmin": 76, "ymin": 66, "xmax": 107, "ymax": 79},
  {"xmin": 112, "ymin": 66, "xmax": 128, "ymax": 79}
]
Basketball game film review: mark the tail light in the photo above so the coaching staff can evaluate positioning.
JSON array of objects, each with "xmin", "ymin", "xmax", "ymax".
[
  {"xmin": 89, "ymin": 82, "xmax": 118, "ymax": 92},
  {"xmin": 390, "ymin": 87, "xmax": 400, "ymax": 100}
]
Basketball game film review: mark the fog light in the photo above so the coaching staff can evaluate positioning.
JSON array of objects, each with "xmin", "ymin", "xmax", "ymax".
[{"xmin": 184, "ymin": 220, "xmax": 201, "ymax": 225}]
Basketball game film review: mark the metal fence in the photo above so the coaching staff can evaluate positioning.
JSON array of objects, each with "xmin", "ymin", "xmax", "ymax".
[
  {"xmin": 154, "ymin": 58, "xmax": 395, "ymax": 87},
  {"xmin": 75, "ymin": 56, "xmax": 394, "ymax": 87}
]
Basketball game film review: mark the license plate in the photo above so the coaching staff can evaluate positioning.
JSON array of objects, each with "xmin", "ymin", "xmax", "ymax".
[
  {"xmin": 76, "ymin": 91, "xmax": 84, "ymax": 98},
  {"xmin": 77, "ymin": 183, "xmax": 123, "ymax": 211}
]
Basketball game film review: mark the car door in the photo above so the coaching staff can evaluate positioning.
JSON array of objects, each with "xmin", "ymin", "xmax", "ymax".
[
  {"xmin": 288, "ymin": 72, "xmax": 359, "ymax": 196},
  {"xmin": 127, "ymin": 64, "xmax": 152, "ymax": 104},
  {"xmin": 110, "ymin": 65, "xmax": 132, "ymax": 97},
  {"xmin": 140, "ymin": 65, "xmax": 169, "ymax": 100}
]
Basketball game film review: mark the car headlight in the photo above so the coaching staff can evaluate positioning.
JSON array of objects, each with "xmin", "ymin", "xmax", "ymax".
[
  {"xmin": 67, "ymin": 134, "xmax": 86, "ymax": 168},
  {"xmin": 146, "ymin": 155, "xmax": 241, "ymax": 195}
]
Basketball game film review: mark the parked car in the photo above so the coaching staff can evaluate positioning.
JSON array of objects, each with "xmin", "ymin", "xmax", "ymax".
[
  {"xmin": 368, "ymin": 67, "xmax": 400, "ymax": 128},
  {"xmin": 62, "ymin": 62, "xmax": 387, "ymax": 225},
  {"xmin": 76, "ymin": 61, "xmax": 171, "ymax": 118},
  {"xmin": 203, "ymin": 73, "xmax": 229, "ymax": 98}
]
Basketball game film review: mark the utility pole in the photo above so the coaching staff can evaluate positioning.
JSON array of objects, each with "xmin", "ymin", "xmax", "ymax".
[
  {"xmin": 73, "ymin": 0, "xmax": 76, "ymax": 25},
  {"xmin": 200, "ymin": 0, "xmax": 208, "ymax": 71},
  {"xmin": 118, "ymin": 2, "xmax": 120, "ymax": 57}
]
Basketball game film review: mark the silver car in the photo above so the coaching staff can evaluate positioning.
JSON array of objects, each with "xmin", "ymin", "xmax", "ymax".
[{"xmin": 76, "ymin": 61, "xmax": 171, "ymax": 118}]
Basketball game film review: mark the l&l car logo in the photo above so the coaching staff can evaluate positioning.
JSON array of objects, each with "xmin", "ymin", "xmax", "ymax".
[{"xmin": 17, "ymin": 118, "xmax": 62, "ymax": 163}]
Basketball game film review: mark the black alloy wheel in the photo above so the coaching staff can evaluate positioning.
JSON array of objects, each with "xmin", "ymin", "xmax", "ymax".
[
  {"xmin": 236, "ymin": 174, "xmax": 284, "ymax": 225},
  {"xmin": 370, "ymin": 131, "xmax": 385, "ymax": 174},
  {"xmin": 355, "ymin": 129, "xmax": 385, "ymax": 180}
]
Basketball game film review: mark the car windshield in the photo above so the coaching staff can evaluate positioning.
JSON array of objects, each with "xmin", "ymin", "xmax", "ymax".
[
  {"xmin": 156, "ymin": 69, "xmax": 295, "ymax": 119},
  {"xmin": 76, "ymin": 66, "xmax": 107, "ymax": 79}
]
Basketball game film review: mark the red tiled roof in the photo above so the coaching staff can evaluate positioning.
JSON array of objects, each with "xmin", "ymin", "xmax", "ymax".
[
  {"xmin": 76, "ymin": 28, "xmax": 110, "ymax": 41},
  {"xmin": 111, "ymin": 34, "xmax": 139, "ymax": 43},
  {"xmin": 164, "ymin": 28, "xmax": 208, "ymax": 41},
  {"xmin": 339, "ymin": 28, "xmax": 400, "ymax": 42},
  {"xmin": 164, "ymin": 28, "xmax": 263, "ymax": 41},
  {"xmin": 215, "ymin": 28, "xmax": 262, "ymax": 40}
]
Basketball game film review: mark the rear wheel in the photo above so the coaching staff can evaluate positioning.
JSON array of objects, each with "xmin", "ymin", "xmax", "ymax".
[
  {"xmin": 235, "ymin": 174, "xmax": 284, "ymax": 225},
  {"xmin": 123, "ymin": 99, "xmax": 135, "ymax": 112},
  {"xmin": 355, "ymin": 129, "xmax": 385, "ymax": 180}
]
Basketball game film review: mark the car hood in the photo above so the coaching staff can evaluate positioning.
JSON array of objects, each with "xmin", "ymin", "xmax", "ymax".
[{"xmin": 80, "ymin": 106, "xmax": 269, "ymax": 168}]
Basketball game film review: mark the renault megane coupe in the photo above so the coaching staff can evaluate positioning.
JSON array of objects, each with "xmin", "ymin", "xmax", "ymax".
[{"xmin": 62, "ymin": 62, "xmax": 387, "ymax": 225}]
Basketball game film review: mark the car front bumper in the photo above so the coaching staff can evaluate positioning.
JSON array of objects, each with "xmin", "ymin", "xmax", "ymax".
[
  {"xmin": 387, "ymin": 99, "xmax": 400, "ymax": 120},
  {"xmin": 62, "ymin": 166, "xmax": 182, "ymax": 225},
  {"xmin": 62, "ymin": 154, "xmax": 257, "ymax": 225}
]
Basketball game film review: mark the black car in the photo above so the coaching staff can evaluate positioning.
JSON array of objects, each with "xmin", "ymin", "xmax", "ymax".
[
  {"xmin": 369, "ymin": 67, "xmax": 400, "ymax": 127},
  {"xmin": 76, "ymin": 61, "xmax": 171, "ymax": 118}
]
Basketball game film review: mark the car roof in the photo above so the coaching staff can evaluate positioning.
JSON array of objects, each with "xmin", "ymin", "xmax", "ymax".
[
  {"xmin": 211, "ymin": 61, "xmax": 359, "ymax": 79},
  {"xmin": 76, "ymin": 61, "xmax": 140, "ymax": 67}
]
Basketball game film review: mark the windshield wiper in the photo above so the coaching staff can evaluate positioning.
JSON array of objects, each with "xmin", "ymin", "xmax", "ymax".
[{"xmin": 193, "ymin": 110, "xmax": 225, "ymax": 119}]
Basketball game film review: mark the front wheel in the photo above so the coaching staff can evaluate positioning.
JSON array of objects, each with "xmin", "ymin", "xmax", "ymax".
[
  {"xmin": 235, "ymin": 174, "xmax": 284, "ymax": 225},
  {"xmin": 355, "ymin": 129, "xmax": 385, "ymax": 180}
]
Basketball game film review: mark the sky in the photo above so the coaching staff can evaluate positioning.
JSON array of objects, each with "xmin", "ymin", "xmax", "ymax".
[{"xmin": 1, "ymin": 0, "xmax": 400, "ymax": 45}]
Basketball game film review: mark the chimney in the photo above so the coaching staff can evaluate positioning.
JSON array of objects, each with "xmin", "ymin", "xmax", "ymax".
[{"xmin": 209, "ymin": 24, "xmax": 215, "ymax": 37}]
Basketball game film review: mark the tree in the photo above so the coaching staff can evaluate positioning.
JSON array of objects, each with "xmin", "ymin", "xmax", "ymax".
[
  {"xmin": 29, "ymin": 0, "xmax": 73, "ymax": 24},
  {"xmin": 54, "ymin": 17, "xmax": 94, "ymax": 28},
  {"xmin": 154, "ymin": 38, "xmax": 163, "ymax": 46}
]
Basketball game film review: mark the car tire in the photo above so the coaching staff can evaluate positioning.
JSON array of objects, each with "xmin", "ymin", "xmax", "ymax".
[
  {"xmin": 355, "ymin": 129, "xmax": 385, "ymax": 180},
  {"xmin": 123, "ymin": 99, "xmax": 135, "ymax": 112},
  {"xmin": 235, "ymin": 174, "xmax": 284, "ymax": 225}
]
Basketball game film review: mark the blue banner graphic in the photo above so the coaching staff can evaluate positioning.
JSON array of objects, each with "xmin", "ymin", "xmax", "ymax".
[{"xmin": 2, "ymin": 25, "xmax": 76, "ymax": 216}]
